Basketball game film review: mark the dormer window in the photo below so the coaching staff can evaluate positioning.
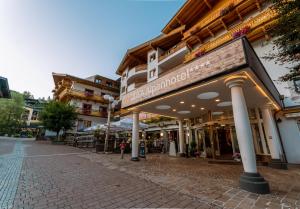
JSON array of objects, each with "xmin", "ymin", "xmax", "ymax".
[
  {"xmin": 293, "ymin": 77, "xmax": 300, "ymax": 93},
  {"xmin": 149, "ymin": 53, "xmax": 156, "ymax": 62},
  {"xmin": 95, "ymin": 79, "xmax": 102, "ymax": 84}
]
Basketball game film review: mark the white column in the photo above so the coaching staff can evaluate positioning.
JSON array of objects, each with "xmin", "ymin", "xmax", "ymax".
[
  {"xmin": 131, "ymin": 111, "xmax": 139, "ymax": 160},
  {"xmin": 178, "ymin": 120, "xmax": 185, "ymax": 154},
  {"xmin": 255, "ymin": 108, "xmax": 268, "ymax": 154},
  {"xmin": 261, "ymin": 106, "xmax": 282, "ymax": 160},
  {"xmin": 226, "ymin": 76, "xmax": 257, "ymax": 173}
]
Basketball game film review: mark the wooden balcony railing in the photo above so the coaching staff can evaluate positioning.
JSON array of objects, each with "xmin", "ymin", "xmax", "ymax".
[
  {"xmin": 158, "ymin": 42, "xmax": 187, "ymax": 62},
  {"xmin": 185, "ymin": 8, "xmax": 277, "ymax": 62},
  {"xmin": 76, "ymin": 108, "xmax": 108, "ymax": 117},
  {"xmin": 57, "ymin": 89, "xmax": 107, "ymax": 103}
]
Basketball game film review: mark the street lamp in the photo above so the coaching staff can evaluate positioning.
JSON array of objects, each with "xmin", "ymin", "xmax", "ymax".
[{"xmin": 103, "ymin": 95, "xmax": 119, "ymax": 153}]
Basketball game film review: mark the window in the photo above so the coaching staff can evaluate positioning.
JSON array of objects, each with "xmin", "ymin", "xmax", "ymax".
[
  {"xmin": 149, "ymin": 53, "xmax": 156, "ymax": 62},
  {"xmin": 149, "ymin": 69, "xmax": 156, "ymax": 78},
  {"xmin": 121, "ymin": 86, "xmax": 126, "ymax": 93},
  {"xmin": 84, "ymin": 89, "xmax": 94, "ymax": 96},
  {"xmin": 106, "ymin": 81, "xmax": 113, "ymax": 87},
  {"xmin": 82, "ymin": 104, "xmax": 92, "ymax": 114},
  {"xmin": 95, "ymin": 79, "xmax": 102, "ymax": 84},
  {"xmin": 293, "ymin": 77, "xmax": 300, "ymax": 93}
]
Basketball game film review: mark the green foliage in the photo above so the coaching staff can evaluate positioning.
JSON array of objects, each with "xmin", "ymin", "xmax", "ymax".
[
  {"xmin": 0, "ymin": 91, "xmax": 25, "ymax": 136},
  {"xmin": 265, "ymin": 0, "xmax": 300, "ymax": 81},
  {"xmin": 23, "ymin": 91, "xmax": 34, "ymax": 99},
  {"xmin": 39, "ymin": 101, "xmax": 77, "ymax": 139}
]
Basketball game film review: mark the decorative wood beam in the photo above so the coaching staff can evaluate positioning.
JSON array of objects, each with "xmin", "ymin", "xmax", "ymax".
[
  {"xmin": 150, "ymin": 43, "xmax": 156, "ymax": 51},
  {"xmin": 129, "ymin": 54, "xmax": 145, "ymax": 63},
  {"xmin": 235, "ymin": 8, "xmax": 243, "ymax": 21},
  {"xmin": 194, "ymin": 35, "xmax": 202, "ymax": 44},
  {"xmin": 220, "ymin": 18, "xmax": 228, "ymax": 30},
  {"xmin": 206, "ymin": 27, "xmax": 214, "ymax": 38},
  {"xmin": 255, "ymin": 0, "xmax": 261, "ymax": 11},
  {"xmin": 204, "ymin": 0, "xmax": 212, "ymax": 9},
  {"xmin": 176, "ymin": 17, "xmax": 184, "ymax": 26},
  {"xmin": 185, "ymin": 42, "xmax": 193, "ymax": 52}
]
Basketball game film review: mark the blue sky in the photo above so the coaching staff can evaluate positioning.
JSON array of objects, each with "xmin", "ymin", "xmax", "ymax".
[{"xmin": 0, "ymin": 0, "xmax": 184, "ymax": 98}]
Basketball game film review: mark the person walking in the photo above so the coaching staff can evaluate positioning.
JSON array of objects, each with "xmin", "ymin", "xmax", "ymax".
[{"xmin": 120, "ymin": 140, "xmax": 126, "ymax": 159}]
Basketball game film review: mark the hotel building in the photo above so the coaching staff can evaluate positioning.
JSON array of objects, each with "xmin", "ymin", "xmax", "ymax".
[
  {"xmin": 52, "ymin": 73, "xmax": 120, "ymax": 131},
  {"xmin": 117, "ymin": 0, "xmax": 300, "ymax": 193}
]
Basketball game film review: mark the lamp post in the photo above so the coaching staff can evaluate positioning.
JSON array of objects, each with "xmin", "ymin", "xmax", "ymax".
[{"xmin": 103, "ymin": 95, "xmax": 119, "ymax": 153}]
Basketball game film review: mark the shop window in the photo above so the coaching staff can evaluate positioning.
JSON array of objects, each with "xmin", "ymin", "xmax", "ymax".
[
  {"xmin": 95, "ymin": 79, "xmax": 102, "ymax": 84},
  {"xmin": 293, "ymin": 77, "xmax": 300, "ymax": 93}
]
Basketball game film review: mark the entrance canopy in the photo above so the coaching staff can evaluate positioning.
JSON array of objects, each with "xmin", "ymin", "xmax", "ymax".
[{"xmin": 121, "ymin": 37, "xmax": 281, "ymax": 119}]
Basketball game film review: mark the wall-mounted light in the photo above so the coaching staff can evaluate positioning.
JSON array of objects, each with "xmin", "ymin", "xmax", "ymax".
[
  {"xmin": 180, "ymin": 101, "xmax": 184, "ymax": 104},
  {"xmin": 160, "ymin": 132, "xmax": 164, "ymax": 137}
]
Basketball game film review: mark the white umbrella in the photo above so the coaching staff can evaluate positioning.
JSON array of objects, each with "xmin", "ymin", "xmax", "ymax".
[{"xmin": 117, "ymin": 118, "xmax": 148, "ymax": 130}]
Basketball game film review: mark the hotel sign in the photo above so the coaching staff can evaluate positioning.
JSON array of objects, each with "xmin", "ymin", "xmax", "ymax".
[{"xmin": 122, "ymin": 39, "xmax": 246, "ymax": 108}]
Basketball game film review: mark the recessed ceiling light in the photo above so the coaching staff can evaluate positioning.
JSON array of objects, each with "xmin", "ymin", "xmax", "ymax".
[
  {"xmin": 200, "ymin": 107, "xmax": 205, "ymax": 110},
  {"xmin": 217, "ymin": 101, "xmax": 232, "ymax": 107},
  {"xmin": 180, "ymin": 101, "xmax": 184, "ymax": 104},
  {"xmin": 155, "ymin": 105, "xmax": 171, "ymax": 110},
  {"xmin": 172, "ymin": 109, "xmax": 176, "ymax": 112},
  {"xmin": 178, "ymin": 110, "xmax": 191, "ymax": 114},
  {"xmin": 191, "ymin": 104, "xmax": 196, "ymax": 107},
  {"xmin": 197, "ymin": 92, "xmax": 219, "ymax": 100},
  {"xmin": 215, "ymin": 99, "xmax": 220, "ymax": 102},
  {"xmin": 212, "ymin": 111, "xmax": 224, "ymax": 115}
]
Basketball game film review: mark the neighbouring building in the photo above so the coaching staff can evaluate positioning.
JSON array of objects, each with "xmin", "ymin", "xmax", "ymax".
[
  {"xmin": 0, "ymin": 76, "xmax": 11, "ymax": 98},
  {"xmin": 52, "ymin": 73, "xmax": 120, "ymax": 131},
  {"xmin": 22, "ymin": 98, "xmax": 48, "ymax": 127},
  {"xmin": 117, "ymin": 0, "xmax": 300, "ymax": 194}
]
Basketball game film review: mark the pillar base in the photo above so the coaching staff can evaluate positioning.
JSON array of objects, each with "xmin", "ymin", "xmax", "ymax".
[
  {"xmin": 239, "ymin": 172, "xmax": 270, "ymax": 194},
  {"xmin": 268, "ymin": 159, "xmax": 288, "ymax": 170},
  {"xmin": 131, "ymin": 157, "xmax": 140, "ymax": 161},
  {"xmin": 178, "ymin": 153, "xmax": 185, "ymax": 157}
]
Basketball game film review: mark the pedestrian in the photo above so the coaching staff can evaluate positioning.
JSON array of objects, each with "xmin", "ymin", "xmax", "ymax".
[{"xmin": 120, "ymin": 140, "xmax": 126, "ymax": 159}]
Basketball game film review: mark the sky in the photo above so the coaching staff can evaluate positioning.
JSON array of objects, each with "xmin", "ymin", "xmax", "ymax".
[{"xmin": 0, "ymin": 0, "xmax": 184, "ymax": 99}]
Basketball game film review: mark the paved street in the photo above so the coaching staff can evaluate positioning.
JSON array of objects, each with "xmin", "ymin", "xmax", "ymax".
[
  {"xmin": 1, "ymin": 137, "xmax": 300, "ymax": 209},
  {"xmin": 0, "ymin": 137, "xmax": 211, "ymax": 209}
]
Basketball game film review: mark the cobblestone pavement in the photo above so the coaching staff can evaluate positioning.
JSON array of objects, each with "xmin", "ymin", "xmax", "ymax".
[
  {"xmin": 79, "ymin": 149, "xmax": 300, "ymax": 209},
  {"xmin": 0, "ymin": 138, "xmax": 212, "ymax": 209},
  {"xmin": 1, "ymin": 138, "xmax": 300, "ymax": 209},
  {"xmin": 0, "ymin": 139, "xmax": 24, "ymax": 209}
]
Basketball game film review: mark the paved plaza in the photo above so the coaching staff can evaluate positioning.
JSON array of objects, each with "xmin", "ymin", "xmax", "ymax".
[{"xmin": 0, "ymin": 137, "xmax": 300, "ymax": 209}]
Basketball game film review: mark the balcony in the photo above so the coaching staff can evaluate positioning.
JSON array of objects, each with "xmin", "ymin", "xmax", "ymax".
[
  {"xmin": 126, "ymin": 64, "xmax": 147, "ymax": 86},
  {"xmin": 158, "ymin": 42, "xmax": 188, "ymax": 74},
  {"xmin": 76, "ymin": 108, "xmax": 108, "ymax": 118},
  {"xmin": 57, "ymin": 89, "xmax": 107, "ymax": 103},
  {"xmin": 185, "ymin": 8, "xmax": 278, "ymax": 62}
]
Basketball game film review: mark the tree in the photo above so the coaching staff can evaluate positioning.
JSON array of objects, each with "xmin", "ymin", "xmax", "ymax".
[
  {"xmin": 265, "ymin": 0, "xmax": 300, "ymax": 81},
  {"xmin": 23, "ymin": 91, "xmax": 34, "ymax": 99},
  {"xmin": 0, "ymin": 91, "xmax": 25, "ymax": 136},
  {"xmin": 39, "ymin": 101, "xmax": 77, "ymax": 140}
]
